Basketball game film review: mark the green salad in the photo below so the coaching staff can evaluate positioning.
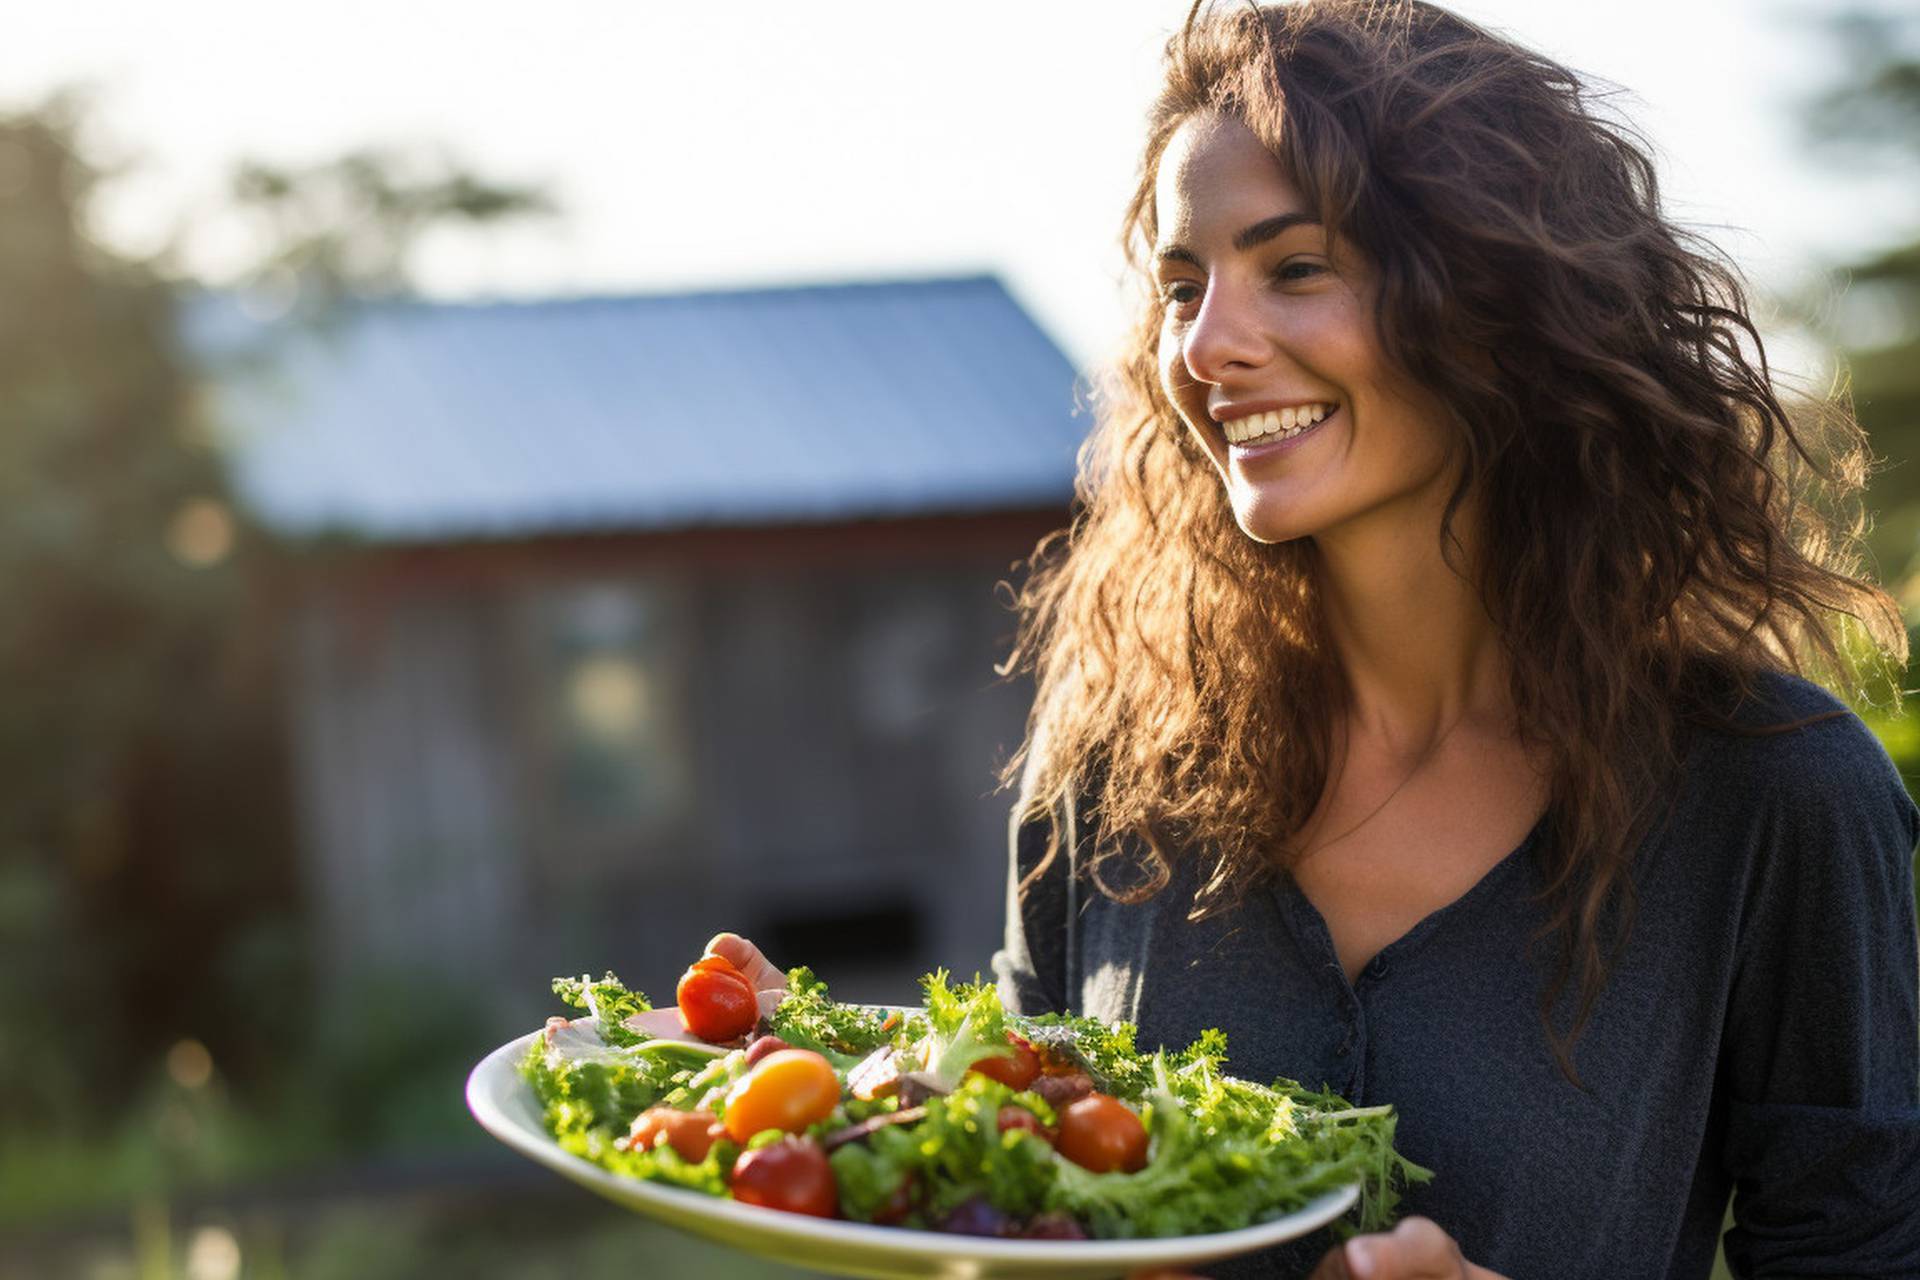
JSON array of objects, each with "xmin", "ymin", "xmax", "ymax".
[{"xmin": 522, "ymin": 957, "xmax": 1431, "ymax": 1241}]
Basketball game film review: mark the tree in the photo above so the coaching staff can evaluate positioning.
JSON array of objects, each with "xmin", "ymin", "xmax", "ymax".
[
  {"xmin": 0, "ymin": 92, "xmax": 554, "ymax": 1137},
  {"xmin": 223, "ymin": 145, "xmax": 554, "ymax": 319},
  {"xmin": 1804, "ymin": 11, "xmax": 1920, "ymax": 601},
  {"xmin": 0, "ymin": 94, "xmax": 256, "ymax": 1128}
]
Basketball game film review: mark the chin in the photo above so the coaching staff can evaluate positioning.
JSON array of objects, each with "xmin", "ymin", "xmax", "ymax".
[{"xmin": 1230, "ymin": 498, "xmax": 1313, "ymax": 546}]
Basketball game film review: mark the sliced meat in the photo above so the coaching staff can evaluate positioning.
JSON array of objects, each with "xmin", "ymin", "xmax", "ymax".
[
  {"xmin": 623, "ymin": 1007, "xmax": 742, "ymax": 1050},
  {"xmin": 1032, "ymin": 1071, "xmax": 1095, "ymax": 1108},
  {"xmin": 847, "ymin": 1045, "xmax": 906, "ymax": 1100}
]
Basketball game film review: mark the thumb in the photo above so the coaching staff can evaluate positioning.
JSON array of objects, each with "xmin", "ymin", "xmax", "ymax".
[{"xmin": 704, "ymin": 931, "xmax": 788, "ymax": 993}]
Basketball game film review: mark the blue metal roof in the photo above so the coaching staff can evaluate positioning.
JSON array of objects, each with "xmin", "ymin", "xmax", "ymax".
[{"xmin": 189, "ymin": 276, "xmax": 1086, "ymax": 543}]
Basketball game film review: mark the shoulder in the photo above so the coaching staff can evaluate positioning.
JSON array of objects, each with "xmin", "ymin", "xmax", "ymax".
[
  {"xmin": 1677, "ymin": 669, "xmax": 1919, "ymax": 913},
  {"xmin": 1684, "ymin": 670, "xmax": 1907, "ymax": 809}
]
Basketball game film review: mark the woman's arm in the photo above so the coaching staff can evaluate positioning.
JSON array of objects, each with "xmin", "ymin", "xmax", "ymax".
[
  {"xmin": 991, "ymin": 780, "xmax": 1076, "ymax": 1014},
  {"xmin": 1716, "ymin": 716, "xmax": 1920, "ymax": 1273}
]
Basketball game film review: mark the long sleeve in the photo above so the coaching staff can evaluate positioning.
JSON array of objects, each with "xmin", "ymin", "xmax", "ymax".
[
  {"xmin": 1718, "ymin": 712, "xmax": 1920, "ymax": 1277},
  {"xmin": 992, "ymin": 778, "xmax": 1074, "ymax": 1016}
]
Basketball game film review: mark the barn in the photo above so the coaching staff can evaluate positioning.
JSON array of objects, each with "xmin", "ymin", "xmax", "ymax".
[{"xmin": 196, "ymin": 275, "xmax": 1087, "ymax": 1023}]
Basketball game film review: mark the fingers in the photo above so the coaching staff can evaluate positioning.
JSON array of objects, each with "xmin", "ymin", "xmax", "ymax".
[
  {"xmin": 705, "ymin": 932, "xmax": 788, "ymax": 992},
  {"xmin": 1305, "ymin": 1245, "xmax": 1355, "ymax": 1280},
  {"xmin": 1351, "ymin": 1218, "xmax": 1469, "ymax": 1280},
  {"xmin": 1314, "ymin": 1219, "xmax": 1468, "ymax": 1280}
]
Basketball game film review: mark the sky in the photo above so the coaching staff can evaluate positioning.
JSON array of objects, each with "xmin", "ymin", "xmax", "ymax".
[{"xmin": 2, "ymin": 0, "xmax": 1905, "ymax": 373}]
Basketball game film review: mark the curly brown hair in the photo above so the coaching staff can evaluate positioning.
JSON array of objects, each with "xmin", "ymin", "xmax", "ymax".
[{"xmin": 999, "ymin": 0, "xmax": 1908, "ymax": 1081}]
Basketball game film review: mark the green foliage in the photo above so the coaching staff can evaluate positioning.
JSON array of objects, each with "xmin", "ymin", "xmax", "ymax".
[
  {"xmin": 292, "ymin": 971, "xmax": 497, "ymax": 1151},
  {"xmin": 0, "ymin": 92, "xmax": 558, "ymax": 1193},
  {"xmin": 227, "ymin": 146, "xmax": 554, "ymax": 319},
  {"xmin": 6, "ymin": 1191, "xmax": 826, "ymax": 1279},
  {"xmin": 767, "ymin": 965, "xmax": 895, "ymax": 1067},
  {"xmin": 1804, "ymin": 11, "xmax": 1920, "ymax": 164},
  {"xmin": 0, "ymin": 93, "xmax": 288, "ymax": 1134},
  {"xmin": 1800, "ymin": 13, "xmax": 1920, "ymax": 594},
  {"xmin": 1803, "ymin": 13, "xmax": 1920, "ymax": 924}
]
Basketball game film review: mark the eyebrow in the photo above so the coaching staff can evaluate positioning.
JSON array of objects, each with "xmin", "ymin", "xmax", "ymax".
[{"xmin": 1155, "ymin": 211, "xmax": 1322, "ymax": 269}]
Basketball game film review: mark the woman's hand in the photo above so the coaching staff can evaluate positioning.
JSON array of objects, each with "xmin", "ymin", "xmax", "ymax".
[
  {"xmin": 704, "ymin": 931, "xmax": 791, "ymax": 1019},
  {"xmin": 1307, "ymin": 1218, "xmax": 1504, "ymax": 1280},
  {"xmin": 1128, "ymin": 1220, "xmax": 1499, "ymax": 1280}
]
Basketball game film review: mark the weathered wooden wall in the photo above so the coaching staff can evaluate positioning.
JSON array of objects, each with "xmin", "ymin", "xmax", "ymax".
[{"xmin": 284, "ymin": 514, "xmax": 1051, "ymax": 1031}]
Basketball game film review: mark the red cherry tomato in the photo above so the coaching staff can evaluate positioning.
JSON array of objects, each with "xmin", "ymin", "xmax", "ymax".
[
  {"xmin": 730, "ymin": 1135, "xmax": 839, "ymax": 1217},
  {"xmin": 996, "ymin": 1104, "xmax": 1052, "ymax": 1142},
  {"xmin": 723, "ymin": 1048, "xmax": 842, "ymax": 1143},
  {"xmin": 967, "ymin": 1034, "xmax": 1041, "ymax": 1090},
  {"xmin": 1056, "ymin": 1093, "xmax": 1149, "ymax": 1173},
  {"xmin": 871, "ymin": 1170, "xmax": 920, "ymax": 1225},
  {"xmin": 677, "ymin": 955, "xmax": 758, "ymax": 1042},
  {"xmin": 627, "ymin": 1107, "xmax": 723, "ymax": 1163}
]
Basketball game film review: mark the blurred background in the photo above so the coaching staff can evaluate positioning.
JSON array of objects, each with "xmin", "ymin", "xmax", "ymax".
[{"xmin": 1, "ymin": 2, "xmax": 1915, "ymax": 1277}]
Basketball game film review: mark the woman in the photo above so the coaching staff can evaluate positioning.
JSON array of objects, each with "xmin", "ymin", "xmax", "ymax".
[
  {"xmin": 721, "ymin": 2, "xmax": 1915, "ymax": 1275},
  {"xmin": 986, "ymin": 2, "xmax": 1920, "ymax": 1278}
]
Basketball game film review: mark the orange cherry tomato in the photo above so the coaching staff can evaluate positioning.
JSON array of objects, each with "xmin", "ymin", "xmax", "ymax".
[
  {"xmin": 730, "ymin": 1135, "xmax": 838, "ymax": 1217},
  {"xmin": 627, "ymin": 1107, "xmax": 723, "ymax": 1163},
  {"xmin": 722, "ymin": 1048, "xmax": 842, "ymax": 1143},
  {"xmin": 968, "ymin": 1033, "xmax": 1041, "ymax": 1090},
  {"xmin": 1056, "ymin": 1093, "xmax": 1149, "ymax": 1173},
  {"xmin": 677, "ymin": 955, "xmax": 758, "ymax": 1042}
]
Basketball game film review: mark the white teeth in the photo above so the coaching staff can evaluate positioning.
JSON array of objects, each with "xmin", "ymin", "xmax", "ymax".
[{"xmin": 1218, "ymin": 402, "xmax": 1335, "ymax": 445}]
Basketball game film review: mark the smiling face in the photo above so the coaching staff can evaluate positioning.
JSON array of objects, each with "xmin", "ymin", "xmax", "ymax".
[{"xmin": 1153, "ymin": 113, "xmax": 1460, "ymax": 548}]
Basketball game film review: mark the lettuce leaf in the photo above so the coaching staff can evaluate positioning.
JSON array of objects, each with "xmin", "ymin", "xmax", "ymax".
[
  {"xmin": 829, "ymin": 1075, "xmax": 1057, "ymax": 1224},
  {"xmin": 918, "ymin": 971, "xmax": 1019, "ymax": 1088},
  {"xmin": 767, "ymin": 966, "xmax": 895, "ymax": 1069},
  {"xmin": 521, "ymin": 1016, "xmax": 692, "ymax": 1139},
  {"xmin": 1044, "ymin": 1056, "xmax": 1432, "ymax": 1238},
  {"xmin": 550, "ymin": 972, "xmax": 652, "ymax": 1048}
]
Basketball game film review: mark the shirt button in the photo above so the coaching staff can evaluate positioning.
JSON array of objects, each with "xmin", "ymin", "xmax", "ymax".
[{"xmin": 1366, "ymin": 957, "xmax": 1389, "ymax": 980}]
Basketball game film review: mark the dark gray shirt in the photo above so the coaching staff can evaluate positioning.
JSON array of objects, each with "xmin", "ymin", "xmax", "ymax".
[{"xmin": 994, "ymin": 672, "xmax": 1920, "ymax": 1279}]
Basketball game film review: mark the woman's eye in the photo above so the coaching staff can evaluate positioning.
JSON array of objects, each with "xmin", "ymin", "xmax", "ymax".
[
  {"xmin": 1161, "ymin": 281, "xmax": 1202, "ymax": 308},
  {"xmin": 1273, "ymin": 260, "xmax": 1326, "ymax": 283}
]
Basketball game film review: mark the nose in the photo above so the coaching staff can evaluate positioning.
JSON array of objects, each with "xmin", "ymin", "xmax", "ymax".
[{"xmin": 1180, "ymin": 280, "xmax": 1270, "ymax": 387}]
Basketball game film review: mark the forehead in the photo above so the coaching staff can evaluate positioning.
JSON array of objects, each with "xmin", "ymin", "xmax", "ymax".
[{"xmin": 1154, "ymin": 114, "xmax": 1307, "ymax": 249}]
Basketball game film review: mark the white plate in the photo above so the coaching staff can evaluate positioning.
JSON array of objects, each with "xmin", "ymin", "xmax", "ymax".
[{"xmin": 468, "ymin": 1030, "xmax": 1360, "ymax": 1280}]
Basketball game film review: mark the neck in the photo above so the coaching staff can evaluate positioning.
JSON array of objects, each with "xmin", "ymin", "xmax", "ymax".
[{"xmin": 1309, "ymin": 496, "xmax": 1510, "ymax": 752}]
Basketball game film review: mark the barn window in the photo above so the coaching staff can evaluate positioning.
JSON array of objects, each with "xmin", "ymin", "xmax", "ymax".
[{"xmin": 537, "ymin": 579, "xmax": 690, "ymax": 839}]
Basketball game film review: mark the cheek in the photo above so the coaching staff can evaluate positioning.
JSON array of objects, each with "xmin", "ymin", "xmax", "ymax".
[
  {"xmin": 1157, "ymin": 329, "xmax": 1204, "ymax": 423},
  {"xmin": 1155, "ymin": 327, "xmax": 1183, "ymax": 400}
]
